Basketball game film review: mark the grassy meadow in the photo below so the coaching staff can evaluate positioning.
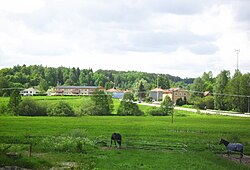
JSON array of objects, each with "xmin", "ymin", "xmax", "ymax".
[{"xmin": 0, "ymin": 96, "xmax": 250, "ymax": 169}]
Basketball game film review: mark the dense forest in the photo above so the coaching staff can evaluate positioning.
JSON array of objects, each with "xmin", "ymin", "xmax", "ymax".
[{"xmin": 0, "ymin": 64, "xmax": 193, "ymax": 94}]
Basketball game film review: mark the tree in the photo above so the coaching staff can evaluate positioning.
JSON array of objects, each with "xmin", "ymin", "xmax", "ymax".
[
  {"xmin": 123, "ymin": 92, "xmax": 134, "ymax": 101},
  {"xmin": 239, "ymin": 73, "xmax": 250, "ymax": 113},
  {"xmin": 224, "ymin": 70, "xmax": 242, "ymax": 111},
  {"xmin": 47, "ymin": 101, "xmax": 75, "ymax": 116},
  {"xmin": 160, "ymin": 96, "xmax": 173, "ymax": 116},
  {"xmin": 8, "ymin": 90, "xmax": 22, "ymax": 114},
  {"xmin": 91, "ymin": 90, "xmax": 114, "ymax": 115},
  {"xmin": 214, "ymin": 70, "xmax": 230, "ymax": 110},
  {"xmin": 117, "ymin": 101, "xmax": 144, "ymax": 116},
  {"xmin": 17, "ymin": 98, "xmax": 47, "ymax": 116},
  {"xmin": 138, "ymin": 80, "xmax": 146, "ymax": 100},
  {"xmin": 201, "ymin": 71, "xmax": 214, "ymax": 92},
  {"xmin": 191, "ymin": 77, "xmax": 205, "ymax": 97},
  {"xmin": 158, "ymin": 75, "xmax": 170, "ymax": 89},
  {"xmin": 39, "ymin": 79, "xmax": 49, "ymax": 92},
  {"xmin": 0, "ymin": 76, "xmax": 10, "ymax": 96}
]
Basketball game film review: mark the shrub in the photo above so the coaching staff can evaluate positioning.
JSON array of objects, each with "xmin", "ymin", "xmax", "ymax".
[
  {"xmin": 47, "ymin": 101, "xmax": 75, "ymax": 116},
  {"xmin": 117, "ymin": 101, "xmax": 144, "ymax": 116},
  {"xmin": 77, "ymin": 100, "xmax": 95, "ymax": 116},
  {"xmin": 193, "ymin": 96, "xmax": 214, "ymax": 110},
  {"xmin": 147, "ymin": 108, "xmax": 164, "ymax": 116},
  {"xmin": 17, "ymin": 98, "xmax": 47, "ymax": 116},
  {"xmin": 176, "ymin": 98, "xmax": 186, "ymax": 106}
]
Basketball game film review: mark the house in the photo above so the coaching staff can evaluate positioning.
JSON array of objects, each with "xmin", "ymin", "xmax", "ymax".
[
  {"xmin": 149, "ymin": 88, "xmax": 165, "ymax": 101},
  {"xmin": 54, "ymin": 86, "xmax": 105, "ymax": 96},
  {"xmin": 106, "ymin": 88, "xmax": 124, "ymax": 99},
  {"xmin": 20, "ymin": 87, "xmax": 40, "ymax": 96},
  {"xmin": 163, "ymin": 87, "xmax": 190, "ymax": 104}
]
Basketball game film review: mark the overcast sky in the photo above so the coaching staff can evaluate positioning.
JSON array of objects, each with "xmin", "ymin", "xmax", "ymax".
[{"xmin": 0, "ymin": 0, "xmax": 250, "ymax": 78}]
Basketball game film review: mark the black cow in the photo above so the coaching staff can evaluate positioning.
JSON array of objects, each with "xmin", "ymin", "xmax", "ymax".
[{"xmin": 111, "ymin": 133, "xmax": 122, "ymax": 148}]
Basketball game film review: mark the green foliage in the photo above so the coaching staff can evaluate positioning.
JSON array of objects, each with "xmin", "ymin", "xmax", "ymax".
[
  {"xmin": 138, "ymin": 80, "xmax": 146, "ymax": 100},
  {"xmin": 176, "ymin": 97, "xmax": 187, "ymax": 106},
  {"xmin": 214, "ymin": 70, "xmax": 230, "ymax": 110},
  {"xmin": 122, "ymin": 92, "xmax": 134, "ymax": 101},
  {"xmin": 158, "ymin": 75, "xmax": 170, "ymax": 89},
  {"xmin": 0, "ymin": 65, "xmax": 193, "ymax": 97},
  {"xmin": 91, "ymin": 90, "xmax": 114, "ymax": 115},
  {"xmin": 47, "ymin": 101, "xmax": 75, "ymax": 116},
  {"xmin": 17, "ymin": 98, "xmax": 47, "ymax": 116},
  {"xmin": 39, "ymin": 136, "xmax": 93, "ymax": 153},
  {"xmin": 117, "ymin": 101, "xmax": 144, "ymax": 116},
  {"xmin": 8, "ymin": 90, "xmax": 22, "ymax": 114},
  {"xmin": 147, "ymin": 107, "xmax": 164, "ymax": 116},
  {"xmin": 38, "ymin": 79, "xmax": 49, "ymax": 92},
  {"xmin": 224, "ymin": 71, "xmax": 250, "ymax": 113},
  {"xmin": 160, "ymin": 95, "xmax": 173, "ymax": 116},
  {"xmin": 193, "ymin": 96, "xmax": 214, "ymax": 110},
  {"xmin": 77, "ymin": 100, "xmax": 95, "ymax": 116}
]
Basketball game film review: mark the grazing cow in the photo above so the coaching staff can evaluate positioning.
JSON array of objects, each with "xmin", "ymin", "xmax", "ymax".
[
  {"xmin": 219, "ymin": 138, "xmax": 244, "ymax": 162},
  {"xmin": 111, "ymin": 133, "xmax": 122, "ymax": 148}
]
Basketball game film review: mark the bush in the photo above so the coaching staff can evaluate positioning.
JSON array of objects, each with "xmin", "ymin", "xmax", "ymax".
[
  {"xmin": 17, "ymin": 98, "xmax": 47, "ymax": 116},
  {"xmin": 147, "ymin": 108, "xmax": 165, "ymax": 116},
  {"xmin": 117, "ymin": 101, "xmax": 144, "ymax": 116},
  {"xmin": 193, "ymin": 96, "xmax": 214, "ymax": 110},
  {"xmin": 47, "ymin": 101, "xmax": 75, "ymax": 116},
  {"xmin": 77, "ymin": 100, "xmax": 95, "ymax": 116},
  {"xmin": 176, "ymin": 97, "xmax": 186, "ymax": 106}
]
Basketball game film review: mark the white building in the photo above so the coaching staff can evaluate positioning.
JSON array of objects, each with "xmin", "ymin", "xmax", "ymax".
[{"xmin": 20, "ymin": 87, "xmax": 40, "ymax": 96}]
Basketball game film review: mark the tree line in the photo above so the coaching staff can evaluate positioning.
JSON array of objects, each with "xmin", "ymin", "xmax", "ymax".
[
  {"xmin": 6, "ymin": 89, "xmax": 173, "ymax": 117},
  {"xmin": 0, "ymin": 64, "xmax": 194, "ymax": 96},
  {"xmin": 190, "ymin": 70, "xmax": 250, "ymax": 113}
]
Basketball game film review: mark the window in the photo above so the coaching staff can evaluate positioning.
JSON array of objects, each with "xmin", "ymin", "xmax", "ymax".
[
  {"xmin": 179, "ymin": 92, "xmax": 182, "ymax": 96},
  {"xmin": 183, "ymin": 92, "xmax": 187, "ymax": 96},
  {"xmin": 175, "ymin": 92, "xmax": 178, "ymax": 96}
]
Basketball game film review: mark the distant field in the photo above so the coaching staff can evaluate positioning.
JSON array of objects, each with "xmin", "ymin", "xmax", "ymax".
[
  {"xmin": 0, "ymin": 113, "xmax": 250, "ymax": 169},
  {"xmin": 0, "ymin": 96, "xmax": 156, "ymax": 115}
]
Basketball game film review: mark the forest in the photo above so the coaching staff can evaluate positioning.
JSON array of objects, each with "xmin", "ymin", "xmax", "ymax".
[
  {"xmin": 0, "ymin": 64, "xmax": 193, "ymax": 95},
  {"xmin": 0, "ymin": 65, "xmax": 250, "ymax": 113}
]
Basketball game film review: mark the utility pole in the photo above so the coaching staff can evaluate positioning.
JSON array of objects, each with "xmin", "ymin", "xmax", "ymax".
[{"xmin": 235, "ymin": 49, "xmax": 240, "ymax": 70}]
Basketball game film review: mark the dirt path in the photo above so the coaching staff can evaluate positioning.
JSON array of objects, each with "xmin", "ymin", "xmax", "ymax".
[{"xmin": 220, "ymin": 154, "xmax": 250, "ymax": 167}]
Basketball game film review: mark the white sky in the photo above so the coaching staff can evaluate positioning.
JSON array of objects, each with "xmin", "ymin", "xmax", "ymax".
[{"xmin": 0, "ymin": 0, "xmax": 250, "ymax": 78}]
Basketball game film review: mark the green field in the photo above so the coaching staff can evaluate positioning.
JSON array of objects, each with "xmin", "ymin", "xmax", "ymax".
[
  {"xmin": 0, "ymin": 96, "xmax": 156, "ymax": 115},
  {"xmin": 1, "ymin": 114, "xmax": 250, "ymax": 169},
  {"xmin": 0, "ymin": 96, "xmax": 250, "ymax": 169}
]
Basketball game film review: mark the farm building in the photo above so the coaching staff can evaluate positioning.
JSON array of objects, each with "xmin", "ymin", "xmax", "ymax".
[
  {"xmin": 54, "ymin": 86, "xmax": 105, "ymax": 96},
  {"xmin": 20, "ymin": 87, "xmax": 40, "ymax": 96}
]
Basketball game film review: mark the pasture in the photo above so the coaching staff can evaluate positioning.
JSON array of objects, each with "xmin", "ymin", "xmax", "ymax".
[{"xmin": 1, "ymin": 114, "xmax": 250, "ymax": 169}]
